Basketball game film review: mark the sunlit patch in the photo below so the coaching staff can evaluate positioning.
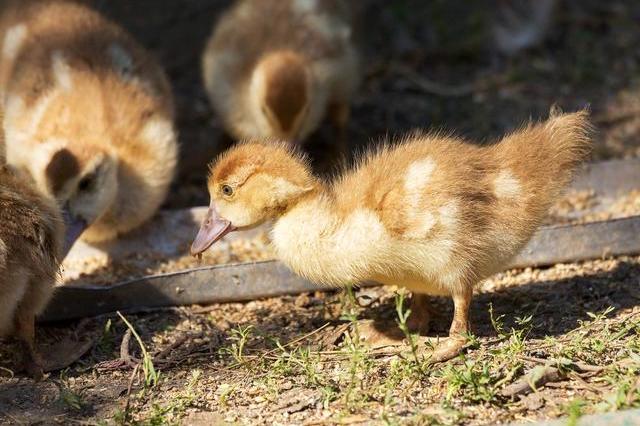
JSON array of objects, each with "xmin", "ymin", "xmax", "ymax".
[
  {"xmin": 5, "ymin": 92, "xmax": 26, "ymax": 116},
  {"xmin": 271, "ymin": 201, "xmax": 389, "ymax": 285},
  {"xmin": 51, "ymin": 51, "xmax": 73, "ymax": 91},
  {"xmin": 404, "ymin": 158, "xmax": 436, "ymax": 195},
  {"xmin": 141, "ymin": 118, "xmax": 175, "ymax": 152},
  {"xmin": 493, "ymin": 169, "xmax": 521, "ymax": 198},
  {"xmin": 403, "ymin": 158, "xmax": 437, "ymax": 236},
  {"xmin": 438, "ymin": 200, "xmax": 459, "ymax": 231},
  {"xmin": 2, "ymin": 24, "xmax": 27, "ymax": 60},
  {"xmin": 28, "ymin": 92, "xmax": 56, "ymax": 134}
]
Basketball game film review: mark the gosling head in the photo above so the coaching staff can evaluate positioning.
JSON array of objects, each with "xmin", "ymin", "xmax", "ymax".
[
  {"xmin": 3, "ymin": 60, "xmax": 123, "ymax": 254},
  {"xmin": 249, "ymin": 51, "xmax": 321, "ymax": 143},
  {"xmin": 41, "ymin": 144, "xmax": 118, "ymax": 254},
  {"xmin": 191, "ymin": 142, "xmax": 316, "ymax": 255}
]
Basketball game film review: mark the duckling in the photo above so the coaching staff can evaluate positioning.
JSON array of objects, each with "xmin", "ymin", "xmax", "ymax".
[
  {"xmin": 0, "ymin": 147, "xmax": 64, "ymax": 379},
  {"xmin": 202, "ymin": 0, "xmax": 360, "ymax": 152},
  {"xmin": 191, "ymin": 109, "xmax": 592, "ymax": 361},
  {"xmin": 0, "ymin": 0, "xmax": 177, "ymax": 245},
  {"xmin": 493, "ymin": 0, "xmax": 557, "ymax": 56}
]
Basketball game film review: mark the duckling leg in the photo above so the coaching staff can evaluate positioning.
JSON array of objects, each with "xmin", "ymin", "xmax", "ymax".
[
  {"xmin": 14, "ymin": 308, "xmax": 43, "ymax": 380},
  {"xmin": 13, "ymin": 279, "xmax": 54, "ymax": 379},
  {"xmin": 429, "ymin": 288, "xmax": 472, "ymax": 363},
  {"xmin": 406, "ymin": 293, "xmax": 431, "ymax": 333},
  {"xmin": 328, "ymin": 101, "xmax": 350, "ymax": 157}
]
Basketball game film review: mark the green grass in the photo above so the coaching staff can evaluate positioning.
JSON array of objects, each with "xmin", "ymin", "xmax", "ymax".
[
  {"xmin": 55, "ymin": 369, "xmax": 88, "ymax": 412},
  {"xmin": 118, "ymin": 312, "xmax": 161, "ymax": 390},
  {"xmin": 218, "ymin": 324, "xmax": 254, "ymax": 365}
]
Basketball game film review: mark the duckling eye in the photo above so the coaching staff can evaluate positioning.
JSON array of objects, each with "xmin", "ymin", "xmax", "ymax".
[
  {"xmin": 221, "ymin": 184, "xmax": 234, "ymax": 197},
  {"xmin": 78, "ymin": 175, "xmax": 95, "ymax": 192}
]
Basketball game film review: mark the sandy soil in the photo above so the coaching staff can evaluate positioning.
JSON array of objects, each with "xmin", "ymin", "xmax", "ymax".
[{"xmin": 1, "ymin": 256, "xmax": 639, "ymax": 425}]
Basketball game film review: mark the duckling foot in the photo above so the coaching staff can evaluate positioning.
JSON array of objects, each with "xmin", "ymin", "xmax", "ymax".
[
  {"xmin": 427, "ymin": 336, "xmax": 467, "ymax": 363},
  {"xmin": 356, "ymin": 319, "xmax": 405, "ymax": 348},
  {"xmin": 14, "ymin": 311, "xmax": 44, "ymax": 380},
  {"xmin": 425, "ymin": 288, "xmax": 472, "ymax": 363},
  {"xmin": 17, "ymin": 341, "xmax": 44, "ymax": 380}
]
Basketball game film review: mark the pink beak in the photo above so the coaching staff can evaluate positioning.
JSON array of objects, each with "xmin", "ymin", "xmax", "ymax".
[{"xmin": 190, "ymin": 203, "xmax": 237, "ymax": 256}]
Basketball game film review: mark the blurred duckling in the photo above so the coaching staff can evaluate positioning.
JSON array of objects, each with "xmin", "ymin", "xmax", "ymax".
[
  {"xmin": 202, "ymin": 0, "xmax": 360, "ymax": 152},
  {"xmin": 191, "ymin": 109, "xmax": 592, "ymax": 361},
  {"xmin": 493, "ymin": 0, "xmax": 557, "ymax": 55},
  {"xmin": 0, "ymin": 0, "xmax": 177, "ymax": 246},
  {"xmin": 0, "ymin": 135, "xmax": 63, "ymax": 379}
]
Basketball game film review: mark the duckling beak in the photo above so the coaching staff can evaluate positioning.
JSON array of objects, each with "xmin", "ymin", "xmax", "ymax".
[
  {"xmin": 190, "ymin": 203, "xmax": 236, "ymax": 256},
  {"xmin": 62, "ymin": 208, "xmax": 87, "ymax": 256}
]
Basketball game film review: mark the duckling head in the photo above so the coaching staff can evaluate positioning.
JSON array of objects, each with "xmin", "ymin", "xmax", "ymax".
[
  {"xmin": 191, "ymin": 141, "xmax": 316, "ymax": 255},
  {"xmin": 42, "ymin": 144, "xmax": 118, "ymax": 253},
  {"xmin": 4, "ymin": 54, "xmax": 164, "ymax": 252},
  {"xmin": 249, "ymin": 51, "xmax": 321, "ymax": 143}
]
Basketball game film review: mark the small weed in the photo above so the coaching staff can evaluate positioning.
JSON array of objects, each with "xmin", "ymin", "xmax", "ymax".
[
  {"xmin": 394, "ymin": 292, "xmax": 424, "ymax": 371},
  {"xmin": 216, "ymin": 383, "xmax": 236, "ymax": 406},
  {"xmin": 55, "ymin": 370, "xmax": 88, "ymax": 412},
  {"xmin": 586, "ymin": 306, "xmax": 615, "ymax": 323},
  {"xmin": 285, "ymin": 345, "xmax": 323, "ymax": 386},
  {"xmin": 117, "ymin": 312, "xmax": 161, "ymax": 389},
  {"xmin": 96, "ymin": 318, "xmax": 115, "ymax": 357},
  {"xmin": 339, "ymin": 285, "xmax": 360, "ymax": 324},
  {"xmin": 442, "ymin": 359, "xmax": 497, "ymax": 404},
  {"xmin": 339, "ymin": 285, "xmax": 373, "ymax": 411},
  {"xmin": 488, "ymin": 303, "xmax": 506, "ymax": 338},
  {"xmin": 270, "ymin": 339, "xmax": 324, "ymax": 386},
  {"xmin": 219, "ymin": 324, "xmax": 254, "ymax": 364},
  {"xmin": 564, "ymin": 398, "xmax": 586, "ymax": 426},
  {"xmin": 342, "ymin": 324, "xmax": 371, "ymax": 410},
  {"xmin": 598, "ymin": 369, "xmax": 640, "ymax": 412},
  {"xmin": 144, "ymin": 369, "xmax": 202, "ymax": 424}
]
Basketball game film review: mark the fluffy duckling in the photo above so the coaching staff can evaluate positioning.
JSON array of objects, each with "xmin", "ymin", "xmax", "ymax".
[
  {"xmin": 0, "ymin": 0, "xmax": 177, "ymax": 245},
  {"xmin": 192, "ymin": 109, "xmax": 592, "ymax": 361},
  {"xmin": 202, "ymin": 0, "xmax": 360, "ymax": 151},
  {"xmin": 1, "ymin": 148, "xmax": 64, "ymax": 378}
]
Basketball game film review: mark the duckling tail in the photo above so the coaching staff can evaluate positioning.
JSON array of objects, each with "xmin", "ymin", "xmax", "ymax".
[{"xmin": 493, "ymin": 107, "xmax": 593, "ymax": 216}]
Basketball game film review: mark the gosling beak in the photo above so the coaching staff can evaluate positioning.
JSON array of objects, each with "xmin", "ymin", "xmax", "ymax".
[
  {"xmin": 190, "ymin": 203, "xmax": 236, "ymax": 256},
  {"xmin": 62, "ymin": 208, "xmax": 88, "ymax": 256}
]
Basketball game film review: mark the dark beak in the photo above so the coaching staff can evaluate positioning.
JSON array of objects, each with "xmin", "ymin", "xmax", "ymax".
[
  {"xmin": 190, "ymin": 203, "xmax": 236, "ymax": 256},
  {"xmin": 62, "ymin": 208, "xmax": 88, "ymax": 256}
]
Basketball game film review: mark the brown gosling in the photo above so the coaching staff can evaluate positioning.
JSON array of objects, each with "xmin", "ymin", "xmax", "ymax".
[
  {"xmin": 0, "ymin": 124, "xmax": 63, "ymax": 379},
  {"xmin": 202, "ymin": 0, "xmax": 360, "ymax": 152},
  {"xmin": 0, "ymin": 0, "xmax": 177, "ymax": 246}
]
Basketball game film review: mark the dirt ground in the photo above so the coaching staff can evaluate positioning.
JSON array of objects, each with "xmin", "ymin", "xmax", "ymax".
[
  {"xmin": 1, "ymin": 1, "xmax": 640, "ymax": 425},
  {"xmin": 1, "ymin": 257, "xmax": 639, "ymax": 425}
]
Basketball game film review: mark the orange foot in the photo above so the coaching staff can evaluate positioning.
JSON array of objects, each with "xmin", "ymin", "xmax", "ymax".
[
  {"xmin": 355, "ymin": 319, "xmax": 405, "ymax": 348},
  {"xmin": 427, "ymin": 336, "xmax": 467, "ymax": 363}
]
